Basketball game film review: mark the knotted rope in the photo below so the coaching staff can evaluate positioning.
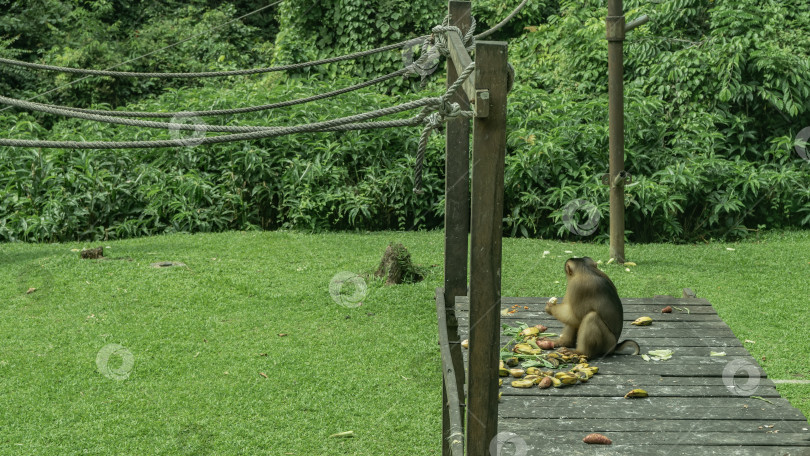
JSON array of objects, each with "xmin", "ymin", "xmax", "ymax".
[{"xmin": 412, "ymin": 61, "xmax": 475, "ymax": 194}]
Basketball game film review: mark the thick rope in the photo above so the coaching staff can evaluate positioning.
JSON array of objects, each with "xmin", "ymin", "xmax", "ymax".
[
  {"xmin": 0, "ymin": 37, "xmax": 427, "ymax": 78},
  {"xmin": 475, "ymin": 0, "xmax": 529, "ymax": 40},
  {"xmin": 10, "ymin": 16, "xmax": 473, "ymax": 121},
  {"xmin": 0, "ymin": 95, "xmax": 270, "ymax": 133},
  {"xmin": 52, "ymin": 68, "xmax": 410, "ymax": 118},
  {"xmin": 412, "ymin": 61, "xmax": 475, "ymax": 193},
  {"xmin": 0, "ymin": 97, "xmax": 446, "ymax": 149},
  {"xmin": 0, "ymin": 0, "xmax": 523, "ymax": 80}
]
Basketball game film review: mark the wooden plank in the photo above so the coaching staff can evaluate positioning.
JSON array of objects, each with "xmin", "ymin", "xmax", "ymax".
[
  {"xmin": 477, "ymin": 374, "xmax": 777, "ymax": 388},
  {"xmin": 502, "ymin": 384, "xmax": 782, "ymax": 398},
  {"xmin": 464, "ymin": 331, "xmax": 745, "ymax": 343},
  {"xmin": 457, "ymin": 304, "xmax": 722, "ymax": 314},
  {"xmin": 498, "ymin": 430, "xmax": 810, "ymax": 447},
  {"xmin": 436, "ymin": 288, "xmax": 465, "ymax": 456},
  {"xmin": 442, "ymin": 4, "xmax": 471, "ymax": 454},
  {"xmin": 466, "ymin": 40, "xmax": 508, "ymax": 456},
  {"xmin": 457, "ymin": 345, "xmax": 753, "ymax": 356},
  {"xmin": 458, "ymin": 315, "xmax": 732, "ymax": 326},
  {"xmin": 500, "ymin": 417, "xmax": 810, "ymax": 433},
  {"xmin": 499, "ymin": 395, "xmax": 799, "ymax": 410},
  {"xmin": 498, "ymin": 396, "xmax": 807, "ymax": 420},
  {"xmin": 443, "ymin": 0, "xmax": 471, "ymax": 313},
  {"xmin": 455, "ymin": 296, "xmax": 713, "ymax": 306},
  {"xmin": 485, "ymin": 444, "xmax": 810, "ymax": 456},
  {"xmin": 462, "ymin": 335, "xmax": 747, "ymax": 348},
  {"xmin": 446, "ymin": 31, "xmax": 475, "ymax": 103}
]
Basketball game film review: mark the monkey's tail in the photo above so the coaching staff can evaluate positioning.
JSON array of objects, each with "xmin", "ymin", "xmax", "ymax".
[{"xmin": 614, "ymin": 340, "xmax": 640, "ymax": 355}]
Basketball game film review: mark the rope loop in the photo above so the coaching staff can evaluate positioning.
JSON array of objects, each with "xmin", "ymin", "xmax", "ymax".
[{"xmin": 464, "ymin": 17, "xmax": 477, "ymax": 52}]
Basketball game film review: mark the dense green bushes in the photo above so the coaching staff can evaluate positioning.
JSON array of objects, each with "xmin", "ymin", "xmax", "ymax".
[
  {"xmin": 0, "ymin": 1, "xmax": 274, "ymax": 108},
  {"xmin": 0, "ymin": 76, "xmax": 446, "ymax": 242},
  {"xmin": 503, "ymin": 0, "xmax": 810, "ymax": 241},
  {"xmin": 1, "ymin": 0, "xmax": 809, "ymax": 243}
]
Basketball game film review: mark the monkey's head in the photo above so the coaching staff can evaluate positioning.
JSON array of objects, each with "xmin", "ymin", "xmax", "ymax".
[{"xmin": 564, "ymin": 257, "xmax": 599, "ymax": 278}]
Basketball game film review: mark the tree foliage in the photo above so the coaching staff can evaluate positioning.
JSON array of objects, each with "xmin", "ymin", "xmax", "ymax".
[{"xmin": 1, "ymin": 0, "xmax": 809, "ymax": 242}]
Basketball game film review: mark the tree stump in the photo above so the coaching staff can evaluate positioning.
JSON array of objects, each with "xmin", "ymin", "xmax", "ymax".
[
  {"xmin": 375, "ymin": 243, "xmax": 424, "ymax": 286},
  {"xmin": 81, "ymin": 247, "xmax": 104, "ymax": 259}
]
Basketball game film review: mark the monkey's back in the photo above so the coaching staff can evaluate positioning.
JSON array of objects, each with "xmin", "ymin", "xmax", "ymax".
[{"xmin": 565, "ymin": 270, "xmax": 624, "ymax": 338}]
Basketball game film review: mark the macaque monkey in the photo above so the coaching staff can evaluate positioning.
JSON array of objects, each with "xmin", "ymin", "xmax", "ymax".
[{"xmin": 544, "ymin": 257, "xmax": 639, "ymax": 358}]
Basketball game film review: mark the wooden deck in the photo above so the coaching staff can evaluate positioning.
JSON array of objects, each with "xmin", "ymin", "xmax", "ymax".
[{"xmin": 442, "ymin": 294, "xmax": 810, "ymax": 455}]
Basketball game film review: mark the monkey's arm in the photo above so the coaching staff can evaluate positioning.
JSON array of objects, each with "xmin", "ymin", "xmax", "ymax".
[
  {"xmin": 545, "ymin": 300, "xmax": 579, "ymax": 348},
  {"xmin": 545, "ymin": 300, "xmax": 580, "ymax": 326}
]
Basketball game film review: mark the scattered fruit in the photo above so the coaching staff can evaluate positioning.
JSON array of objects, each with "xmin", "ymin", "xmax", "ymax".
[
  {"xmin": 520, "ymin": 326, "xmax": 540, "ymax": 337},
  {"xmin": 461, "ymin": 339, "xmax": 469, "ymax": 349},
  {"xmin": 624, "ymin": 388, "xmax": 648, "ymax": 398},
  {"xmin": 631, "ymin": 316, "xmax": 653, "ymax": 326},
  {"xmin": 537, "ymin": 340, "xmax": 555, "ymax": 350},
  {"xmin": 511, "ymin": 379, "xmax": 534, "ymax": 388},
  {"xmin": 538, "ymin": 377, "xmax": 553, "ymax": 389},
  {"xmin": 513, "ymin": 343, "xmax": 534, "ymax": 354},
  {"xmin": 583, "ymin": 433, "xmax": 612, "ymax": 445},
  {"xmin": 661, "ymin": 306, "xmax": 673, "ymax": 313},
  {"xmin": 509, "ymin": 368, "xmax": 526, "ymax": 378}
]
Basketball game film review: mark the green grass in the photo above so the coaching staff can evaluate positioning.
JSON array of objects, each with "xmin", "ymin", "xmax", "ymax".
[{"xmin": 1, "ymin": 230, "xmax": 809, "ymax": 454}]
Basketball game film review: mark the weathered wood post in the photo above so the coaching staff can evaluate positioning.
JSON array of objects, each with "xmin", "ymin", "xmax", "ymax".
[
  {"xmin": 466, "ymin": 40, "xmax": 508, "ymax": 456},
  {"xmin": 606, "ymin": 0, "xmax": 626, "ymax": 263},
  {"xmin": 442, "ymin": 2, "xmax": 471, "ymax": 454},
  {"xmin": 606, "ymin": 0, "xmax": 648, "ymax": 263}
]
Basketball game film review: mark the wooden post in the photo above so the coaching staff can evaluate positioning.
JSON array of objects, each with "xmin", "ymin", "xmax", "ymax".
[
  {"xmin": 466, "ymin": 40, "xmax": 508, "ymax": 456},
  {"xmin": 607, "ymin": 0, "xmax": 626, "ymax": 263},
  {"xmin": 443, "ymin": 2, "xmax": 471, "ymax": 454},
  {"xmin": 444, "ymin": 1, "xmax": 471, "ymax": 308}
]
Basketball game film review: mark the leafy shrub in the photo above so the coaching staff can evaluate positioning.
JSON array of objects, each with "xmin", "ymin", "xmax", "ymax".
[{"xmin": 0, "ymin": 75, "xmax": 446, "ymax": 242}]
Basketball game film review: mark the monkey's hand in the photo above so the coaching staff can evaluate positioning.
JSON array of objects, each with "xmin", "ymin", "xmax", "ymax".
[{"xmin": 544, "ymin": 297, "xmax": 559, "ymax": 315}]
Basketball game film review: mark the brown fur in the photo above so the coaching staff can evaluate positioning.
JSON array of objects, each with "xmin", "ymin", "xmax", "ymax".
[{"xmin": 544, "ymin": 257, "xmax": 639, "ymax": 357}]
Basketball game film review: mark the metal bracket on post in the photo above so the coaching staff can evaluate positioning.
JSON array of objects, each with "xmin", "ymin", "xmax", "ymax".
[
  {"xmin": 475, "ymin": 90, "xmax": 490, "ymax": 118},
  {"xmin": 601, "ymin": 170, "xmax": 632, "ymax": 187},
  {"xmin": 606, "ymin": 16, "xmax": 626, "ymax": 41},
  {"xmin": 625, "ymin": 14, "xmax": 649, "ymax": 33}
]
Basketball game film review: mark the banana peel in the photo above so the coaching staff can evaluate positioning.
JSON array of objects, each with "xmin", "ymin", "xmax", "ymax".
[
  {"xmin": 624, "ymin": 388, "xmax": 648, "ymax": 398},
  {"xmin": 631, "ymin": 316, "xmax": 653, "ymax": 326}
]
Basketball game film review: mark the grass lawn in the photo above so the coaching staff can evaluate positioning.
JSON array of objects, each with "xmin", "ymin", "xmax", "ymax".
[{"xmin": 1, "ymin": 229, "xmax": 809, "ymax": 454}]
